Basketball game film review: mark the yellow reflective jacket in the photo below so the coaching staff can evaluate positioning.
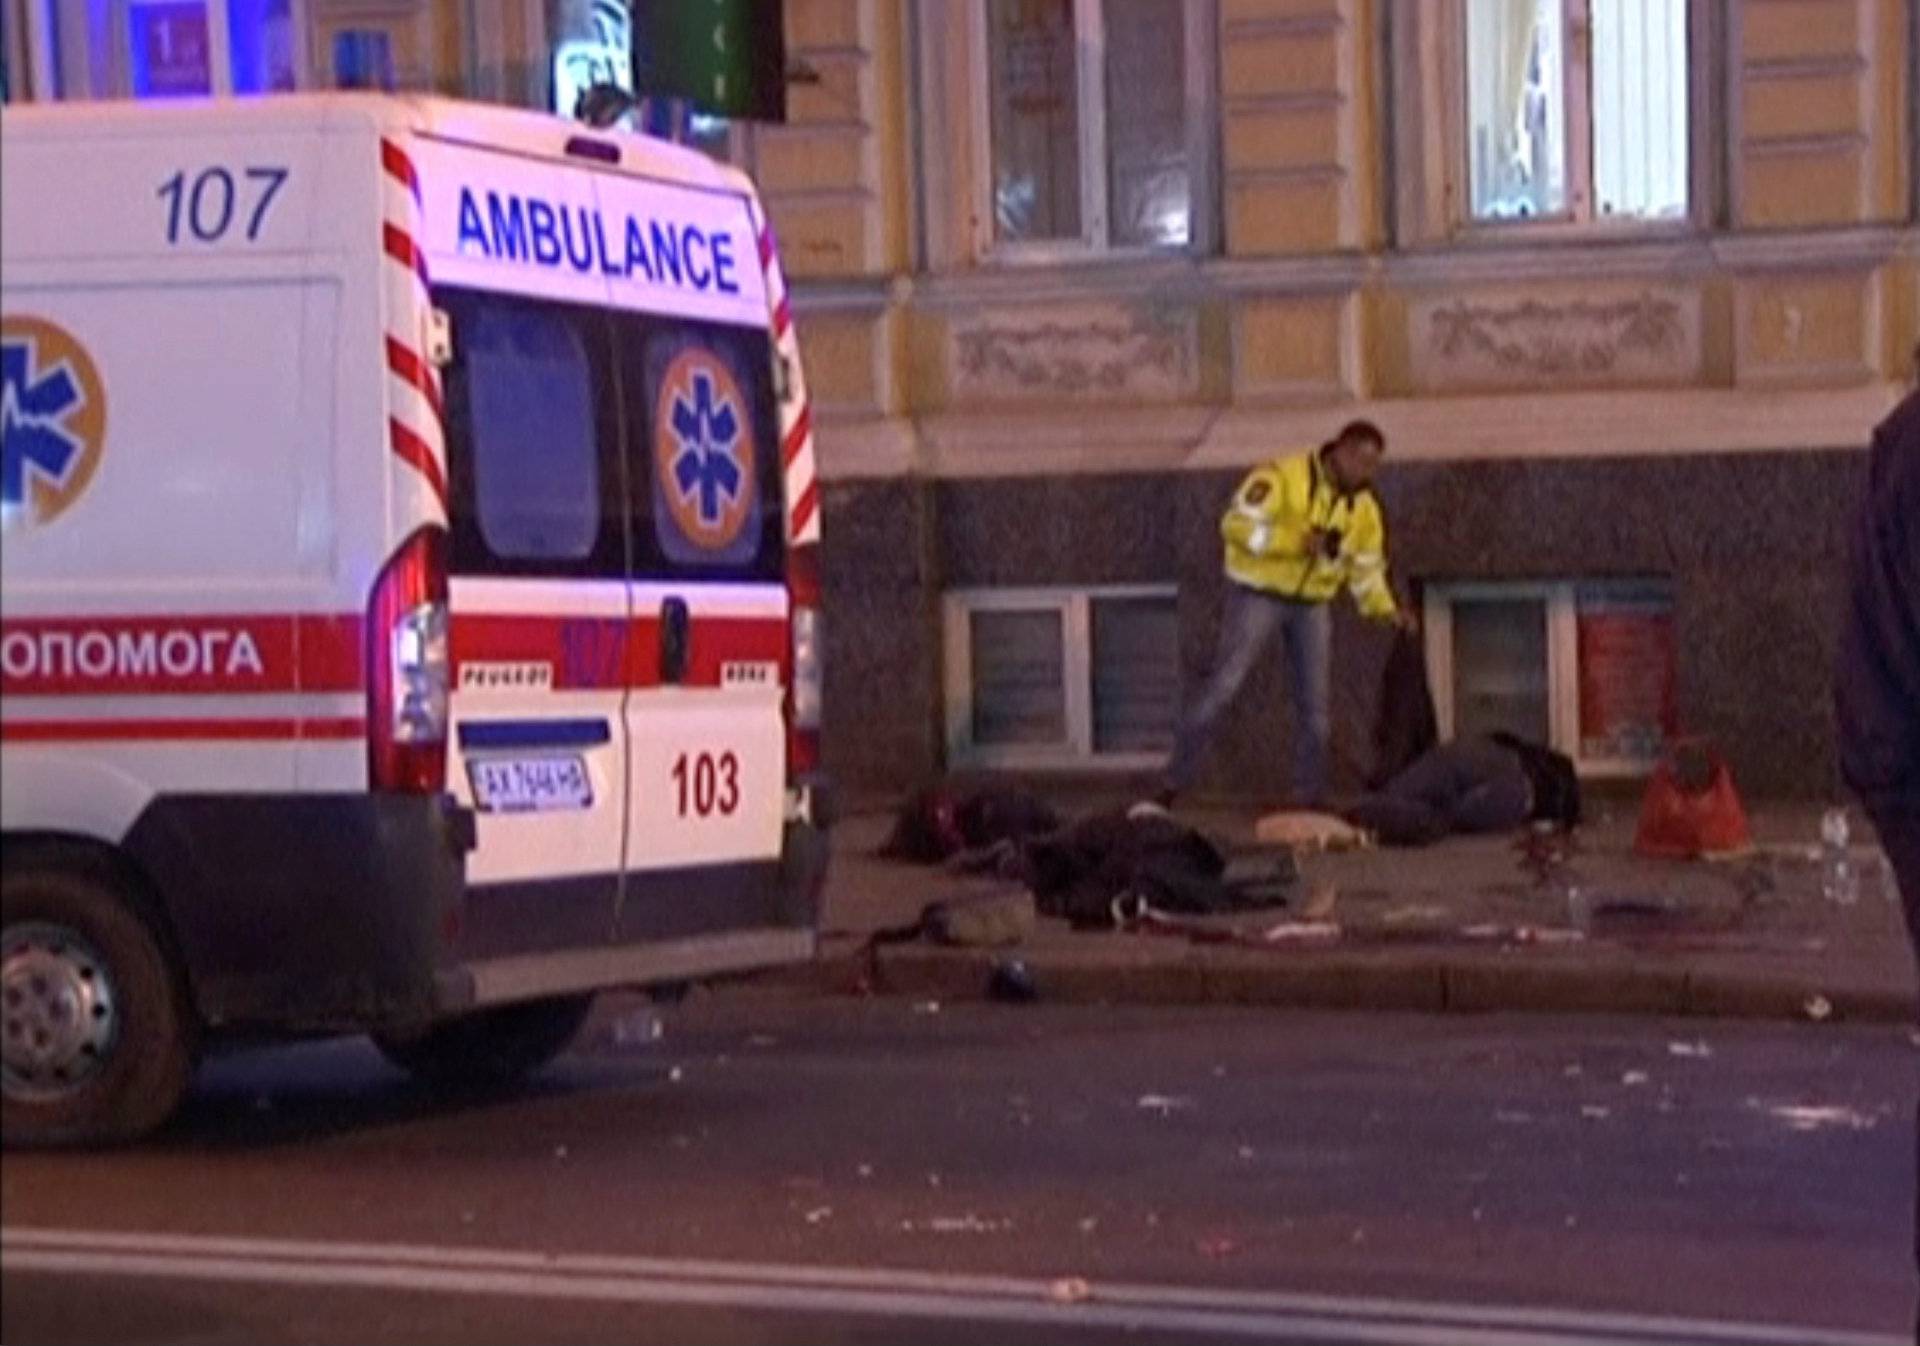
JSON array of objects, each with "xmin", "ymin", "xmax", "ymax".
[{"xmin": 1219, "ymin": 449, "xmax": 1398, "ymax": 620}]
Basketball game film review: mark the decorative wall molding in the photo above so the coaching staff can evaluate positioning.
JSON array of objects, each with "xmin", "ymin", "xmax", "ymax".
[
  {"xmin": 947, "ymin": 305, "xmax": 1201, "ymax": 403},
  {"xmin": 1410, "ymin": 288, "xmax": 1703, "ymax": 392}
]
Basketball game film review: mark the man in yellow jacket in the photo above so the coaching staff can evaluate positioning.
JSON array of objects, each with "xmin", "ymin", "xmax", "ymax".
[{"xmin": 1163, "ymin": 419, "xmax": 1414, "ymax": 808}]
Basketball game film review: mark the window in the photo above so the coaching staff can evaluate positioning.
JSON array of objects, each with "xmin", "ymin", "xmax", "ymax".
[
  {"xmin": 1425, "ymin": 580, "xmax": 1677, "ymax": 775},
  {"xmin": 945, "ymin": 587, "xmax": 1178, "ymax": 768},
  {"xmin": 226, "ymin": 0, "xmax": 297, "ymax": 92},
  {"xmin": 440, "ymin": 288, "xmax": 626, "ymax": 579},
  {"xmin": 979, "ymin": 0, "xmax": 1194, "ymax": 252},
  {"xmin": 1463, "ymin": 0, "xmax": 1689, "ymax": 223}
]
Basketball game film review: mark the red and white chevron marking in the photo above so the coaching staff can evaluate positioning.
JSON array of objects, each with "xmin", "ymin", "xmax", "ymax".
[
  {"xmin": 379, "ymin": 137, "xmax": 449, "ymax": 520},
  {"xmin": 751, "ymin": 205, "xmax": 820, "ymax": 548}
]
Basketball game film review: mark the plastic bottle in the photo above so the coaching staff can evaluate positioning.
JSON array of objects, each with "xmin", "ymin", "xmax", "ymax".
[{"xmin": 1820, "ymin": 808, "xmax": 1859, "ymax": 906}]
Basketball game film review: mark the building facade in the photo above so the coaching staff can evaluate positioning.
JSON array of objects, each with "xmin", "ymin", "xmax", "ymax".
[{"xmin": 6, "ymin": 0, "xmax": 1916, "ymax": 799}]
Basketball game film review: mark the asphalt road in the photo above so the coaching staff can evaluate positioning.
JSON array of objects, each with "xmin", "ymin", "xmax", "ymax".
[{"xmin": 2, "ymin": 995, "xmax": 1913, "ymax": 1345}]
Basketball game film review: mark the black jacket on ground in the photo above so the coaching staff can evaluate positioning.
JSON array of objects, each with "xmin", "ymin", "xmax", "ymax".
[{"xmin": 1836, "ymin": 388, "xmax": 1920, "ymax": 810}]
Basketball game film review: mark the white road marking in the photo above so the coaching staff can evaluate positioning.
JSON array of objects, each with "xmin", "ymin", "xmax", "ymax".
[{"xmin": 0, "ymin": 1226, "xmax": 1901, "ymax": 1346}]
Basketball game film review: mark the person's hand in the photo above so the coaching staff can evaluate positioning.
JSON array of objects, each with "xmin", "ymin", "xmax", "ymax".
[{"xmin": 1392, "ymin": 607, "xmax": 1420, "ymax": 635}]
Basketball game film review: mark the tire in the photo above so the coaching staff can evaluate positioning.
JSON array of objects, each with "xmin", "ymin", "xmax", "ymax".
[
  {"xmin": 373, "ymin": 994, "xmax": 594, "ymax": 1092},
  {"xmin": 2, "ymin": 859, "xmax": 197, "ymax": 1148}
]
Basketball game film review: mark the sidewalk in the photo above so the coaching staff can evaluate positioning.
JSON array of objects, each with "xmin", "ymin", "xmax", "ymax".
[{"xmin": 785, "ymin": 797, "xmax": 1918, "ymax": 1024}]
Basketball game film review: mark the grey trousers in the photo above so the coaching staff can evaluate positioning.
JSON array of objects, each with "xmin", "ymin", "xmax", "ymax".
[{"xmin": 1165, "ymin": 584, "xmax": 1331, "ymax": 804}]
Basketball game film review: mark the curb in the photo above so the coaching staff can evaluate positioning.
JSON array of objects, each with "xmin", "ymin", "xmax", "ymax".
[{"xmin": 762, "ymin": 944, "xmax": 1916, "ymax": 1026}]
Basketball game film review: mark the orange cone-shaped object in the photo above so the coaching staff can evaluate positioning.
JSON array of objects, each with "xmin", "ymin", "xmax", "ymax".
[{"xmin": 1633, "ymin": 739, "xmax": 1753, "ymax": 860}]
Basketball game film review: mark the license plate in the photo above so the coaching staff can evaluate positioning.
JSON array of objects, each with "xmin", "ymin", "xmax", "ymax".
[{"xmin": 469, "ymin": 756, "xmax": 592, "ymax": 813}]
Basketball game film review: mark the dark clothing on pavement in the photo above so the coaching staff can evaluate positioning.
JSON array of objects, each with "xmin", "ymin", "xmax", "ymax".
[{"xmin": 1347, "ymin": 735, "xmax": 1580, "ymax": 847}]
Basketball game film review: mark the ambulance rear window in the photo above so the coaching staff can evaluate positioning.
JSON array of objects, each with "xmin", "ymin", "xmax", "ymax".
[{"xmin": 439, "ymin": 288, "xmax": 626, "ymax": 579}]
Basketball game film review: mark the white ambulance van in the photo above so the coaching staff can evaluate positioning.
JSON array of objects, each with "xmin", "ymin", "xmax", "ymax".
[{"xmin": 0, "ymin": 94, "xmax": 831, "ymax": 1146}]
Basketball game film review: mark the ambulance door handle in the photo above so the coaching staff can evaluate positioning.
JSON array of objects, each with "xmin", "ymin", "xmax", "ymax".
[{"xmin": 660, "ymin": 597, "xmax": 690, "ymax": 686}]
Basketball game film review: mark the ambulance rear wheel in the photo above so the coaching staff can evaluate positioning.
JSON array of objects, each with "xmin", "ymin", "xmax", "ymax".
[
  {"xmin": 1, "ymin": 859, "xmax": 197, "ymax": 1148},
  {"xmin": 374, "ymin": 994, "xmax": 594, "ymax": 1092}
]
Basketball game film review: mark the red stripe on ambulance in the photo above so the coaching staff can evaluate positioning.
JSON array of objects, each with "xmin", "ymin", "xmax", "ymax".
[{"xmin": 0, "ymin": 615, "xmax": 365, "ymax": 696}]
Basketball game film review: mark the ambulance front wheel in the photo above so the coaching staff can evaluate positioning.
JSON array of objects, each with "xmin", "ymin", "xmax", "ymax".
[
  {"xmin": 1, "ymin": 855, "xmax": 198, "ymax": 1148},
  {"xmin": 373, "ymin": 994, "xmax": 594, "ymax": 1092}
]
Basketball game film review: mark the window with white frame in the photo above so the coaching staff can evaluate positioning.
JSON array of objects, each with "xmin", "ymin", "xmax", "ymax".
[
  {"xmin": 1464, "ymin": 0, "xmax": 1689, "ymax": 223},
  {"xmin": 1424, "ymin": 580, "xmax": 1677, "ymax": 775},
  {"xmin": 946, "ymin": 587, "xmax": 1180, "ymax": 768},
  {"xmin": 978, "ymin": 0, "xmax": 1197, "ymax": 253}
]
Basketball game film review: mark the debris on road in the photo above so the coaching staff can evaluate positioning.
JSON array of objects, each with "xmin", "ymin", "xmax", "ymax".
[
  {"xmin": 1804, "ymin": 994, "xmax": 1834, "ymax": 1022},
  {"xmin": 804, "ymin": 1206, "xmax": 833, "ymax": 1225},
  {"xmin": 913, "ymin": 1000, "xmax": 942, "ymax": 1016},
  {"xmin": 900, "ymin": 1214, "xmax": 1012, "ymax": 1234},
  {"xmin": 988, "ymin": 960, "xmax": 1039, "ymax": 1002},
  {"xmin": 1048, "ymin": 1277, "xmax": 1094, "ymax": 1304},
  {"xmin": 1621, "ymin": 1071, "xmax": 1651, "ymax": 1087},
  {"xmin": 1137, "ymin": 1094, "xmax": 1196, "ymax": 1115},
  {"xmin": 1667, "ymin": 1040, "xmax": 1713, "ymax": 1059}
]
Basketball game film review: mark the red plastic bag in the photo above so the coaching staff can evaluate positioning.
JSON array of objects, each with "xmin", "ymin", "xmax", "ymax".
[{"xmin": 1633, "ymin": 739, "xmax": 1752, "ymax": 860}]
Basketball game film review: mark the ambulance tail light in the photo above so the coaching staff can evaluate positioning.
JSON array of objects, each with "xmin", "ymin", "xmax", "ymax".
[
  {"xmin": 368, "ymin": 526, "xmax": 450, "ymax": 793},
  {"xmin": 786, "ymin": 543, "xmax": 822, "ymax": 777}
]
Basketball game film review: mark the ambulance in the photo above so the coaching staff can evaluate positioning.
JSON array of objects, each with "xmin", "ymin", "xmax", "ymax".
[{"xmin": 0, "ymin": 94, "xmax": 830, "ymax": 1146}]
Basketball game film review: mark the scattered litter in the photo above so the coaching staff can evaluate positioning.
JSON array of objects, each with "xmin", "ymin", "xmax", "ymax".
[
  {"xmin": 857, "ymin": 1164, "xmax": 874, "ymax": 1179},
  {"xmin": 1078, "ymin": 1217, "xmax": 1099, "ymax": 1234},
  {"xmin": 804, "ymin": 1206, "xmax": 833, "ymax": 1226},
  {"xmin": 900, "ymin": 1214, "xmax": 1012, "ymax": 1235},
  {"xmin": 1137, "ymin": 1094, "xmax": 1196, "ymax": 1115},
  {"xmin": 1197, "ymin": 1236, "xmax": 1239, "ymax": 1258},
  {"xmin": 1908, "ymin": 1029, "xmax": 1920, "ymax": 1050},
  {"xmin": 987, "ymin": 961, "xmax": 1038, "ymax": 1003},
  {"xmin": 1762, "ymin": 1103, "xmax": 1880, "ymax": 1133},
  {"xmin": 612, "ymin": 1009, "xmax": 665, "ymax": 1047},
  {"xmin": 1563, "ymin": 1064, "xmax": 1584, "ymax": 1078},
  {"xmin": 1667, "ymin": 1040, "xmax": 1713, "ymax": 1059},
  {"xmin": 928, "ymin": 1172, "xmax": 943, "ymax": 1188},
  {"xmin": 1620, "ymin": 1071, "xmax": 1650, "ymax": 1087},
  {"xmin": 553, "ymin": 1145, "xmax": 569, "ymax": 1160},
  {"xmin": 1494, "ymin": 1110, "xmax": 1534, "ymax": 1125},
  {"xmin": 1261, "ymin": 919, "xmax": 1340, "ymax": 942},
  {"xmin": 1255, "ymin": 810, "xmax": 1371, "ymax": 851},
  {"xmin": 1564, "ymin": 1215, "xmax": 1578, "ymax": 1229},
  {"xmin": 1145, "ymin": 1212, "xmax": 1161, "ymax": 1227},
  {"xmin": 1581, "ymin": 1106, "xmax": 1612, "ymax": 1120},
  {"xmin": 668, "ymin": 1066, "xmax": 685, "ymax": 1083},
  {"xmin": 913, "ymin": 1000, "xmax": 943, "ymax": 1016},
  {"xmin": 1236, "ymin": 1145, "xmax": 1257, "ymax": 1161},
  {"xmin": 1508, "ymin": 925, "xmax": 1586, "ymax": 945},
  {"xmin": 1212, "ymin": 1065, "xmax": 1228, "ymax": 1078},
  {"xmin": 1804, "ymin": 995, "xmax": 1834, "ymax": 1022},
  {"xmin": 1349, "ymin": 1228, "xmax": 1367, "ymax": 1245},
  {"xmin": 1471, "ymin": 1207, "xmax": 1484, "ymax": 1223},
  {"xmin": 1048, "ymin": 1277, "xmax": 1093, "ymax": 1305}
]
